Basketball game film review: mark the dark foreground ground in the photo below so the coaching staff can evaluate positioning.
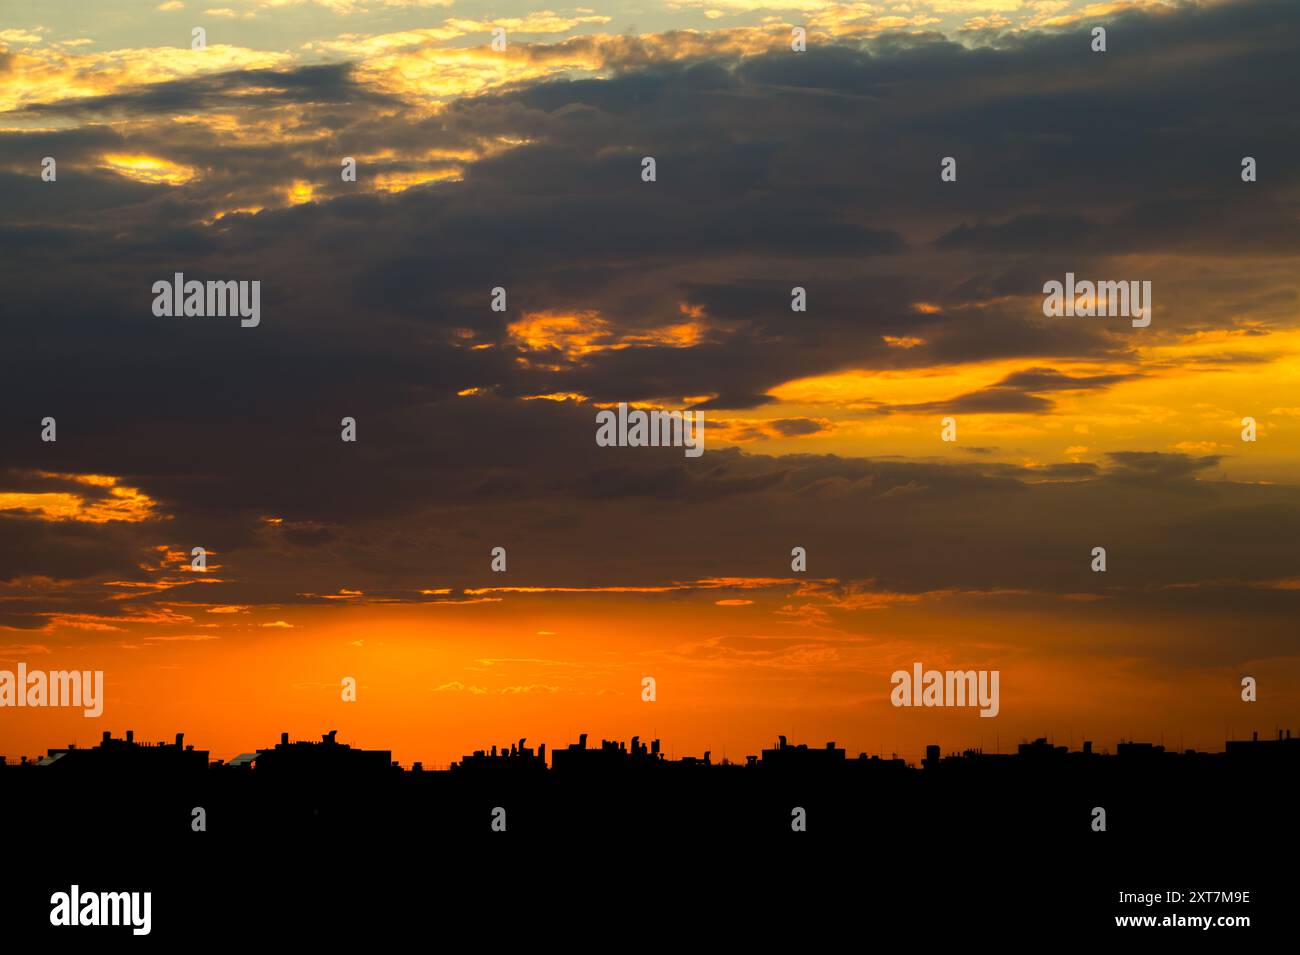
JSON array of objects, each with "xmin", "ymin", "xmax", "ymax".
[{"xmin": 2, "ymin": 755, "xmax": 1290, "ymax": 942}]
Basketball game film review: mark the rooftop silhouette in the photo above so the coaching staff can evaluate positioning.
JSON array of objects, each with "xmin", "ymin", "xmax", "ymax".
[{"xmin": 4, "ymin": 726, "xmax": 1299, "ymax": 776}]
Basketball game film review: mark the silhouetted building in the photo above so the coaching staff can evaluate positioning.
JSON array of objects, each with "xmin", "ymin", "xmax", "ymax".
[
  {"xmin": 850, "ymin": 753, "xmax": 909, "ymax": 775},
  {"xmin": 453, "ymin": 737, "xmax": 546, "ymax": 773},
  {"xmin": 1116, "ymin": 741, "xmax": 1167, "ymax": 761},
  {"xmin": 252, "ymin": 730, "xmax": 393, "ymax": 776},
  {"xmin": 1018, "ymin": 737, "xmax": 1068, "ymax": 760},
  {"xmin": 37, "ymin": 730, "xmax": 208, "ymax": 774},
  {"xmin": 1226, "ymin": 728, "xmax": 1298, "ymax": 762},
  {"xmin": 759, "ymin": 736, "xmax": 846, "ymax": 771},
  {"xmin": 551, "ymin": 733, "xmax": 682, "ymax": 772},
  {"xmin": 924, "ymin": 744, "xmax": 941, "ymax": 769}
]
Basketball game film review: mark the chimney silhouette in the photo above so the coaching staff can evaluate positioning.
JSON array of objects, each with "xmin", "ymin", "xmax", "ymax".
[
  {"xmin": 102, "ymin": 730, "xmax": 111, "ymax": 744},
  {"xmin": 126, "ymin": 730, "xmax": 134, "ymax": 744},
  {"xmin": 281, "ymin": 732, "xmax": 289, "ymax": 746},
  {"xmin": 1083, "ymin": 740, "xmax": 1092, "ymax": 755},
  {"xmin": 175, "ymin": 732, "xmax": 184, "ymax": 748}
]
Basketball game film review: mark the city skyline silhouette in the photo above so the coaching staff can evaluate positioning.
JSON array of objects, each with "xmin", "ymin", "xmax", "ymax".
[
  {"xmin": 6, "ymin": 724, "xmax": 1296, "ymax": 844},
  {"xmin": 8, "ymin": 723, "xmax": 1300, "ymax": 771}
]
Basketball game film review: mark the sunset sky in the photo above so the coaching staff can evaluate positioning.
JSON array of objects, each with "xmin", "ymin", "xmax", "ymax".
[{"xmin": 1, "ymin": 0, "xmax": 1297, "ymax": 767}]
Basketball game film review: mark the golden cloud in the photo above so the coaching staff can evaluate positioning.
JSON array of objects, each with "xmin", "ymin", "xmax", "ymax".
[{"xmin": 0, "ymin": 472, "xmax": 162, "ymax": 524}]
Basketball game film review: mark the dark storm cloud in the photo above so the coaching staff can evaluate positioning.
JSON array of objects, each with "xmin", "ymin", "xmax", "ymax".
[
  {"xmin": 881, "ymin": 367, "xmax": 1142, "ymax": 415},
  {"xmin": 9, "ymin": 63, "xmax": 399, "ymax": 120},
  {"xmin": 935, "ymin": 214, "xmax": 1098, "ymax": 253},
  {"xmin": 1104, "ymin": 451, "xmax": 1223, "ymax": 485},
  {"xmin": 769, "ymin": 418, "xmax": 828, "ymax": 438},
  {"xmin": 0, "ymin": 169, "xmax": 162, "ymax": 222},
  {"xmin": 0, "ymin": 516, "xmax": 141, "ymax": 585},
  {"xmin": 935, "ymin": 201, "xmax": 1300, "ymax": 256}
]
